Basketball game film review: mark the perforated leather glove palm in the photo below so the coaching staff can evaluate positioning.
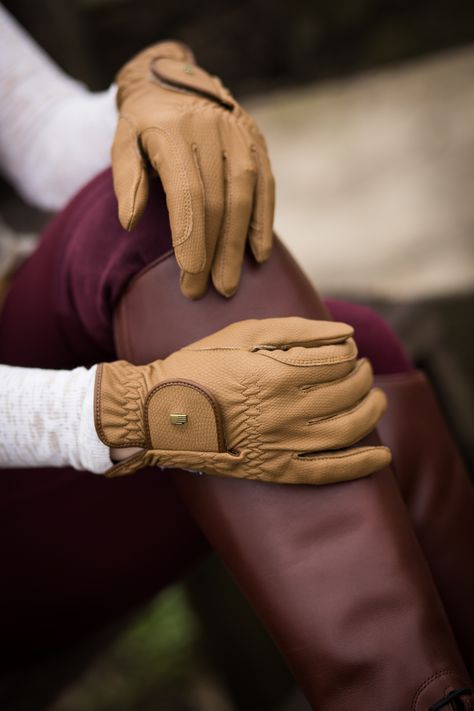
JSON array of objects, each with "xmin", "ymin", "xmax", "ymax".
[
  {"xmin": 95, "ymin": 318, "xmax": 390, "ymax": 484},
  {"xmin": 112, "ymin": 41, "xmax": 275, "ymax": 299}
]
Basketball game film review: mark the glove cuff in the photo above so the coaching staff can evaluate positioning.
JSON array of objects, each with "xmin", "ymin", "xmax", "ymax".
[
  {"xmin": 95, "ymin": 362, "xmax": 227, "ymax": 478},
  {"xmin": 95, "ymin": 361, "xmax": 149, "ymax": 448}
]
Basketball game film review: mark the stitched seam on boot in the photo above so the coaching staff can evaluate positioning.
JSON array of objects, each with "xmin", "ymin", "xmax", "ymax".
[{"xmin": 412, "ymin": 670, "xmax": 466, "ymax": 711}]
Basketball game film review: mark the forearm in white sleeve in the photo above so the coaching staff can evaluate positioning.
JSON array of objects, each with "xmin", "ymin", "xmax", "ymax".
[
  {"xmin": 0, "ymin": 4, "xmax": 118, "ymax": 211},
  {"xmin": 0, "ymin": 363, "xmax": 112, "ymax": 473}
]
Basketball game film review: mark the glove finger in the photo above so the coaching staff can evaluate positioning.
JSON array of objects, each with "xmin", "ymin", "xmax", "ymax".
[
  {"xmin": 250, "ymin": 318, "xmax": 354, "ymax": 350},
  {"xmin": 258, "ymin": 339, "xmax": 358, "ymax": 372},
  {"xmin": 301, "ymin": 387, "xmax": 387, "ymax": 451},
  {"xmin": 153, "ymin": 445, "xmax": 391, "ymax": 485},
  {"xmin": 179, "ymin": 140, "xmax": 226, "ymax": 299},
  {"xmin": 112, "ymin": 117, "xmax": 149, "ymax": 231},
  {"xmin": 248, "ymin": 142, "xmax": 275, "ymax": 263},
  {"xmin": 292, "ymin": 358, "xmax": 373, "ymax": 420},
  {"xmin": 186, "ymin": 317, "xmax": 354, "ymax": 352},
  {"xmin": 211, "ymin": 139, "xmax": 257, "ymax": 297},
  {"xmin": 272, "ymin": 446, "xmax": 391, "ymax": 486},
  {"xmin": 143, "ymin": 129, "xmax": 207, "ymax": 277}
]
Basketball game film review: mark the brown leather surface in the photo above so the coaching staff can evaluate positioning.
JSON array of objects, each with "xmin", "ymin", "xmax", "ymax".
[
  {"xmin": 376, "ymin": 370, "xmax": 474, "ymax": 677},
  {"xmin": 114, "ymin": 239, "xmax": 328, "ymax": 362},
  {"xmin": 114, "ymin": 238, "xmax": 472, "ymax": 710}
]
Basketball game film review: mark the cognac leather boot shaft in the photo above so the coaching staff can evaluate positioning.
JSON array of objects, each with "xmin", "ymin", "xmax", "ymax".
[
  {"xmin": 114, "ymin": 237, "xmax": 472, "ymax": 710},
  {"xmin": 376, "ymin": 371, "xmax": 474, "ymax": 677}
]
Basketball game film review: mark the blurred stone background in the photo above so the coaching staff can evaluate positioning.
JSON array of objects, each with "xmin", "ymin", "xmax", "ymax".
[{"xmin": 1, "ymin": 1, "xmax": 473, "ymax": 709}]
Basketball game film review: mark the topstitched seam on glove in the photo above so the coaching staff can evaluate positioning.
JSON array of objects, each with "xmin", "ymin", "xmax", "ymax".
[
  {"xmin": 116, "ymin": 116, "xmax": 146, "ymax": 230},
  {"xmin": 189, "ymin": 142, "xmax": 208, "ymax": 274},
  {"xmin": 140, "ymin": 125, "xmax": 193, "ymax": 249},
  {"xmin": 183, "ymin": 346, "xmax": 244, "ymax": 352},
  {"xmin": 216, "ymin": 150, "xmax": 232, "ymax": 294},
  {"xmin": 250, "ymin": 145, "xmax": 264, "ymax": 239},
  {"xmin": 293, "ymin": 446, "xmax": 390, "ymax": 462},
  {"xmin": 183, "ymin": 341, "xmax": 354, "ymax": 353},
  {"xmin": 259, "ymin": 353, "xmax": 357, "ymax": 366},
  {"xmin": 301, "ymin": 358, "xmax": 367, "ymax": 393}
]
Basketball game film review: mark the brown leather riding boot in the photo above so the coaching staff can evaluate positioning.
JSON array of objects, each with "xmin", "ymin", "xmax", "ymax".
[
  {"xmin": 114, "ymin": 239, "xmax": 472, "ymax": 710},
  {"xmin": 376, "ymin": 370, "xmax": 474, "ymax": 677}
]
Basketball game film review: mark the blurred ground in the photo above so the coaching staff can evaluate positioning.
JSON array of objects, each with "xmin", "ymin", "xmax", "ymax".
[
  {"xmin": 1, "ymin": 585, "xmax": 236, "ymax": 711},
  {"xmin": 46, "ymin": 587, "xmax": 234, "ymax": 711}
]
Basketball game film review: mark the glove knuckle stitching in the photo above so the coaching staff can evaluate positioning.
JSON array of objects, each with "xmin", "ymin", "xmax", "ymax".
[{"xmin": 141, "ymin": 126, "xmax": 193, "ymax": 246}]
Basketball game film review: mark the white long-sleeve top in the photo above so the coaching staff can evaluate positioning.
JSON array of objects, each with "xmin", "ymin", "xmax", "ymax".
[
  {"xmin": 0, "ymin": 3, "xmax": 117, "ymax": 211},
  {"xmin": 0, "ymin": 364, "xmax": 112, "ymax": 473},
  {"xmin": 0, "ymin": 4, "xmax": 116, "ymax": 472}
]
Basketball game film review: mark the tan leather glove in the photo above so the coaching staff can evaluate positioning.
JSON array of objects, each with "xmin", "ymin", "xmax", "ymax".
[
  {"xmin": 95, "ymin": 318, "xmax": 391, "ymax": 484},
  {"xmin": 112, "ymin": 41, "xmax": 275, "ymax": 300}
]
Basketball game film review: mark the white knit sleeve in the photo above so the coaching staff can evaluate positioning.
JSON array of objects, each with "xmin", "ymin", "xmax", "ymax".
[
  {"xmin": 0, "ymin": 4, "xmax": 118, "ymax": 211},
  {"xmin": 0, "ymin": 363, "xmax": 112, "ymax": 474}
]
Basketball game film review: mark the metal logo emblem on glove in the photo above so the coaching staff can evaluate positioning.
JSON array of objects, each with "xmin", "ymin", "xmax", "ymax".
[{"xmin": 170, "ymin": 413, "xmax": 188, "ymax": 425}]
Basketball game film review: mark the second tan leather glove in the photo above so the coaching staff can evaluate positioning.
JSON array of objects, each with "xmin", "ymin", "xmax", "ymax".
[
  {"xmin": 95, "ymin": 318, "xmax": 390, "ymax": 484},
  {"xmin": 112, "ymin": 41, "xmax": 275, "ymax": 300}
]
